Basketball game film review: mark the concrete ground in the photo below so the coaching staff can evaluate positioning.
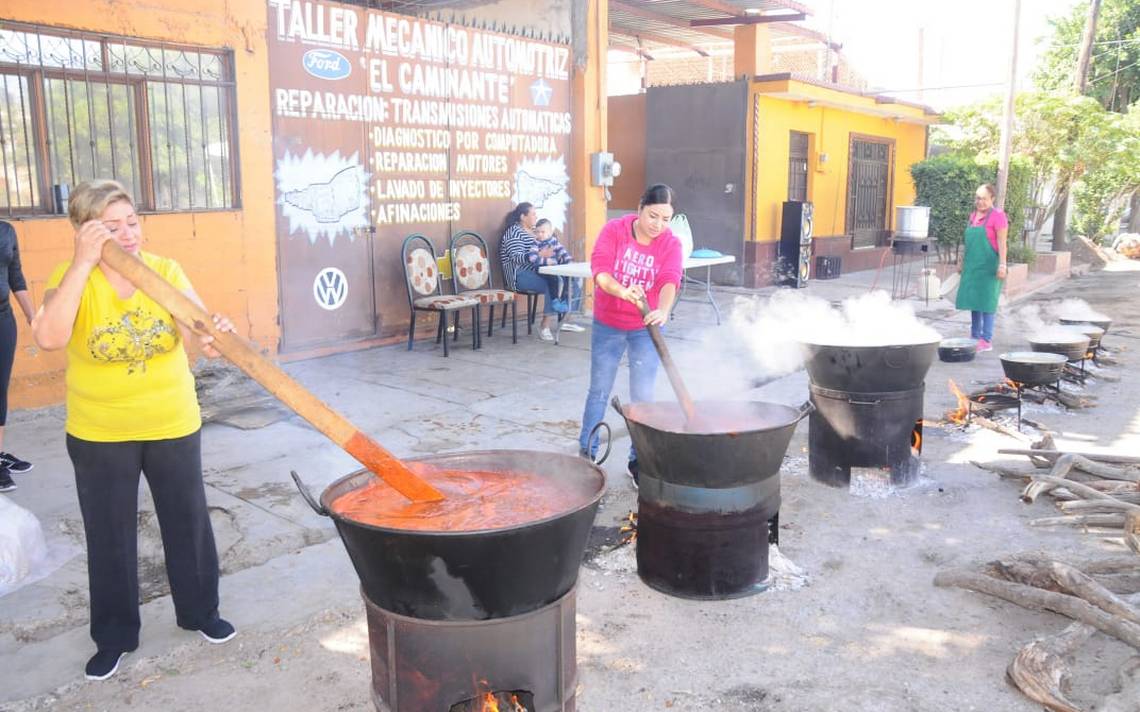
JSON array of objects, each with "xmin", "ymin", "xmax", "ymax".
[{"xmin": 2, "ymin": 258, "xmax": 1138, "ymax": 711}]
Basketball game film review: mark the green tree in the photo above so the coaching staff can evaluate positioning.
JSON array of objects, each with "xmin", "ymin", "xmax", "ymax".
[
  {"xmin": 1036, "ymin": 0, "xmax": 1140, "ymax": 113},
  {"xmin": 935, "ymin": 91, "xmax": 1110, "ymax": 238},
  {"xmin": 1071, "ymin": 104, "xmax": 1140, "ymax": 239}
]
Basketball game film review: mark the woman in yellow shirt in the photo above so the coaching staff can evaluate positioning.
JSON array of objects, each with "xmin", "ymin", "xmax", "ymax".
[{"xmin": 32, "ymin": 180, "xmax": 237, "ymax": 681}]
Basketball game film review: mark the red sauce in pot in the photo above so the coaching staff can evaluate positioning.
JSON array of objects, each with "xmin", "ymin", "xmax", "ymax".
[{"xmin": 330, "ymin": 465, "xmax": 587, "ymax": 532}]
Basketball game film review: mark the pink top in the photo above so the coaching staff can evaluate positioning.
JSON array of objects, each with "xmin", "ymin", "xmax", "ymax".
[
  {"xmin": 591, "ymin": 214, "xmax": 683, "ymax": 330},
  {"xmin": 968, "ymin": 209, "xmax": 1008, "ymax": 253}
]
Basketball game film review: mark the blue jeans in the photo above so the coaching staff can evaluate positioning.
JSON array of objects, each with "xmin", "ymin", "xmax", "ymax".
[
  {"xmin": 579, "ymin": 319, "xmax": 660, "ymax": 461},
  {"xmin": 971, "ymin": 311, "xmax": 995, "ymax": 341},
  {"xmin": 514, "ymin": 269, "xmax": 561, "ymax": 315}
]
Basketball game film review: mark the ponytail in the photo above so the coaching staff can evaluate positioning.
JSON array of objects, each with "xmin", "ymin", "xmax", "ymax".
[{"xmin": 500, "ymin": 202, "xmax": 534, "ymax": 236}]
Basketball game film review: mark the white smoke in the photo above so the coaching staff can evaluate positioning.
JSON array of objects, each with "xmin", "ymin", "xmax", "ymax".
[
  {"xmin": 1050, "ymin": 298, "xmax": 1110, "ymax": 322},
  {"xmin": 1011, "ymin": 298, "xmax": 1110, "ymax": 338},
  {"xmin": 721, "ymin": 290, "xmax": 941, "ymax": 381}
]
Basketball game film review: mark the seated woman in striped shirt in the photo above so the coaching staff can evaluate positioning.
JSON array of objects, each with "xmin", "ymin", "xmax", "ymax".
[{"xmin": 499, "ymin": 203, "xmax": 568, "ymax": 342}]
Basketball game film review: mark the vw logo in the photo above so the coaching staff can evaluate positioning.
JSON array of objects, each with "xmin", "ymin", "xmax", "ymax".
[
  {"xmin": 313, "ymin": 267, "xmax": 348, "ymax": 310},
  {"xmin": 302, "ymin": 49, "xmax": 351, "ymax": 80}
]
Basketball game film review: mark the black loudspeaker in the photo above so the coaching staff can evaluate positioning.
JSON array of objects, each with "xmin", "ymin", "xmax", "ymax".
[{"xmin": 779, "ymin": 201, "xmax": 813, "ymax": 287}]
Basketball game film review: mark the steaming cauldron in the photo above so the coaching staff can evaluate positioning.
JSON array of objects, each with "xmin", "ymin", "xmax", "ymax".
[
  {"xmin": 801, "ymin": 340, "xmax": 939, "ymax": 392},
  {"xmin": 292, "ymin": 450, "xmax": 605, "ymax": 620},
  {"xmin": 613, "ymin": 398, "xmax": 812, "ymax": 599},
  {"xmin": 802, "ymin": 339, "xmax": 938, "ymax": 488}
]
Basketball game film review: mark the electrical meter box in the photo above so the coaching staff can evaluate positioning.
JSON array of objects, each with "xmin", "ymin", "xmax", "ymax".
[{"xmin": 590, "ymin": 152, "xmax": 621, "ymax": 187}]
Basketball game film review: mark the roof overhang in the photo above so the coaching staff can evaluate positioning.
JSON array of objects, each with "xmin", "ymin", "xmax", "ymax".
[{"xmin": 753, "ymin": 73, "xmax": 941, "ymax": 125}]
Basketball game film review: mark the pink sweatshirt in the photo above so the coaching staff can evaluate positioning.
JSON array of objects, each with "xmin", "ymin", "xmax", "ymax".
[{"xmin": 591, "ymin": 214, "xmax": 683, "ymax": 331}]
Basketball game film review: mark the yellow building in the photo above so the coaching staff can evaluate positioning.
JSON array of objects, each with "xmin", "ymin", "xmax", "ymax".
[
  {"xmin": 607, "ymin": 18, "xmax": 938, "ymax": 288},
  {"xmin": 745, "ymin": 73, "xmax": 936, "ymax": 285}
]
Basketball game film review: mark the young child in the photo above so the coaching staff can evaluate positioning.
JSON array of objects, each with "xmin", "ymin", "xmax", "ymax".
[
  {"xmin": 528, "ymin": 219, "xmax": 571, "ymax": 268},
  {"xmin": 528, "ymin": 219, "xmax": 574, "ymax": 316}
]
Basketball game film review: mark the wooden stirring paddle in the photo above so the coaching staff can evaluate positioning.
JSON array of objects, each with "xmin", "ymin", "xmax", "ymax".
[
  {"xmin": 637, "ymin": 300, "xmax": 696, "ymax": 424},
  {"xmin": 100, "ymin": 241, "xmax": 444, "ymax": 503}
]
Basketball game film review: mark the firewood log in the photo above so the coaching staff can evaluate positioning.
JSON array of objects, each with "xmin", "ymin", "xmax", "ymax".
[
  {"xmin": 932, "ymin": 569, "xmax": 1140, "ymax": 648},
  {"xmin": 1030, "ymin": 514, "xmax": 1127, "ymax": 528},
  {"xmin": 985, "ymin": 560, "xmax": 1140, "ymax": 623},
  {"xmin": 970, "ymin": 460, "xmax": 1038, "ymax": 480},
  {"xmin": 1006, "ymin": 622, "xmax": 1094, "ymax": 712}
]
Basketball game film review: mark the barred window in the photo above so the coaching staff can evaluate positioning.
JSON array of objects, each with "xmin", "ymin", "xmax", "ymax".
[{"xmin": 0, "ymin": 22, "xmax": 239, "ymax": 216}]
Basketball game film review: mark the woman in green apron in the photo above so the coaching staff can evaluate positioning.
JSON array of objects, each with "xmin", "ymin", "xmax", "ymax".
[{"xmin": 956, "ymin": 184, "xmax": 1008, "ymax": 352}]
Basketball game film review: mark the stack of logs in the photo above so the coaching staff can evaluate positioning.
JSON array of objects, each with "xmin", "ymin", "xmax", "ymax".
[
  {"xmin": 948, "ymin": 436, "xmax": 1140, "ymax": 711},
  {"xmin": 973, "ymin": 434, "xmax": 1140, "ymax": 552}
]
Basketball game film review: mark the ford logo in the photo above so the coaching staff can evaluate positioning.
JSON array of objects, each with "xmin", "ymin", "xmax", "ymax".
[{"xmin": 302, "ymin": 49, "xmax": 351, "ymax": 80}]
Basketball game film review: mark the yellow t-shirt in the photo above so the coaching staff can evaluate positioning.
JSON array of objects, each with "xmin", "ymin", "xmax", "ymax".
[{"xmin": 46, "ymin": 253, "xmax": 201, "ymax": 442}]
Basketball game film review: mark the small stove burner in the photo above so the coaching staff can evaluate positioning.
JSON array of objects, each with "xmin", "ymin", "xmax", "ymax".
[{"xmin": 963, "ymin": 381, "xmax": 1067, "ymax": 431}]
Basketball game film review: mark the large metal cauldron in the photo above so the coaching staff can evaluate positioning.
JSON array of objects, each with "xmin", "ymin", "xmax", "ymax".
[
  {"xmin": 801, "ymin": 340, "xmax": 939, "ymax": 392},
  {"xmin": 614, "ymin": 398, "xmax": 811, "ymax": 599},
  {"xmin": 292, "ymin": 450, "xmax": 604, "ymax": 620}
]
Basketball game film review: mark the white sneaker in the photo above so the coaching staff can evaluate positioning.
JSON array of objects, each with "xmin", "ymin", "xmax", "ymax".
[
  {"xmin": 560, "ymin": 322, "xmax": 585, "ymax": 332},
  {"xmin": 539, "ymin": 327, "xmax": 555, "ymax": 342}
]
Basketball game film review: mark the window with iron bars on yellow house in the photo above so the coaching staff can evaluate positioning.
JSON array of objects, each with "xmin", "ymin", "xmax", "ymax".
[{"xmin": 0, "ymin": 21, "xmax": 240, "ymax": 216}]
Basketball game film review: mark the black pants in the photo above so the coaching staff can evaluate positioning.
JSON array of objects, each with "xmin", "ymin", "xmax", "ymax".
[
  {"xmin": 67, "ymin": 430, "xmax": 221, "ymax": 652},
  {"xmin": 0, "ymin": 307, "xmax": 15, "ymax": 425}
]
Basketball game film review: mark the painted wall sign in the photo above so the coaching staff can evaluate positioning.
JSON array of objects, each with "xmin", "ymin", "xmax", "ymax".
[
  {"xmin": 302, "ymin": 48, "xmax": 352, "ymax": 80},
  {"xmin": 266, "ymin": 0, "xmax": 573, "ymax": 350},
  {"xmin": 313, "ymin": 267, "xmax": 349, "ymax": 310}
]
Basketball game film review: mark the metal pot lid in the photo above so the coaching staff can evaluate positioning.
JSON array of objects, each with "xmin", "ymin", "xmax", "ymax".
[
  {"xmin": 1000, "ymin": 351, "xmax": 1068, "ymax": 364},
  {"xmin": 940, "ymin": 338, "xmax": 977, "ymax": 348}
]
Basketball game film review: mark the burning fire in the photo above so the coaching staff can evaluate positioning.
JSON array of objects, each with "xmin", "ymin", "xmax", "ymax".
[
  {"xmin": 946, "ymin": 379, "xmax": 970, "ymax": 424},
  {"xmin": 478, "ymin": 692, "xmax": 525, "ymax": 712}
]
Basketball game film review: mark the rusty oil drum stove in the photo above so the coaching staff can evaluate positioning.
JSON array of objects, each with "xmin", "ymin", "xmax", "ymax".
[
  {"xmin": 612, "ymin": 397, "xmax": 812, "ymax": 600},
  {"xmin": 293, "ymin": 450, "xmax": 605, "ymax": 712}
]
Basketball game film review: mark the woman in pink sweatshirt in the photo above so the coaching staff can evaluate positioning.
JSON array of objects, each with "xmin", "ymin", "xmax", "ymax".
[{"xmin": 578, "ymin": 184, "xmax": 682, "ymax": 487}]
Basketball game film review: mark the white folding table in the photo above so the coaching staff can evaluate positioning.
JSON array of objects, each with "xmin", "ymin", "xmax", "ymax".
[{"xmin": 538, "ymin": 254, "xmax": 736, "ymax": 330}]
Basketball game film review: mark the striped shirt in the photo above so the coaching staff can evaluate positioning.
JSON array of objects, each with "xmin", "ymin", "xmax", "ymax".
[
  {"xmin": 500, "ymin": 223, "xmax": 535, "ymax": 291},
  {"xmin": 528, "ymin": 237, "xmax": 571, "ymax": 268}
]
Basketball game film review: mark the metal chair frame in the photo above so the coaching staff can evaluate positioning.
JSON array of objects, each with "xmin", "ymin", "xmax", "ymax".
[
  {"xmin": 401, "ymin": 233, "xmax": 479, "ymax": 357},
  {"xmin": 449, "ymin": 230, "xmax": 519, "ymax": 345}
]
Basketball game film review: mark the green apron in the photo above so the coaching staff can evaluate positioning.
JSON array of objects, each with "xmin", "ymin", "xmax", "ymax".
[{"xmin": 955, "ymin": 210, "xmax": 1002, "ymax": 313}]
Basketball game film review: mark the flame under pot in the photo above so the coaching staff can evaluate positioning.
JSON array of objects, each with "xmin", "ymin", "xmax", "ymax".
[
  {"xmin": 808, "ymin": 384, "xmax": 924, "ymax": 488},
  {"xmin": 801, "ymin": 341, "xmax": 938, "ymax": 392},
  {"xmin": 316, "ymin": 451, "xmax": 604, "ymax": 621},
  {"xmin": 617, "ymin": 400, "xmax": 809, "ymax": 599}
]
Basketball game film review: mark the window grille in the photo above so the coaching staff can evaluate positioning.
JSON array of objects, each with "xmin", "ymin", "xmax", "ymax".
[
  {"xmin": 787, "ymin": 131, "xmax": 809, "ymax": 202},
  {"xmin": 0, "ymin": 21, "xmax": 239, "ymax": 216}
]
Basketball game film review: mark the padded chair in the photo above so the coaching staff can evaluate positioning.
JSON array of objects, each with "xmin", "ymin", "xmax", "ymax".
[
  {"xmin": 402, "ymin": 234, "xmax": 480, "ymax": 357},
  {"xmin": 450, "ymin": 230, "xmax": 519, "ymax": 344}
]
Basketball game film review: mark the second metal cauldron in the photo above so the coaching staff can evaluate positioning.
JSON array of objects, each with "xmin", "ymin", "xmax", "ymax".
[
  {"xmin": 801, "ymin": 340, "xmax": 939, "ymax": 392},
  {"xmin": 613, "ymin": 398, "xmax": 811, "ymax": 599}
]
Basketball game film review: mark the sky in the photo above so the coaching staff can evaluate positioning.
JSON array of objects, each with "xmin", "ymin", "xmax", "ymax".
[{"xmin": 808, "ymin": 0, "xmax": 1081, "ymax": 109}]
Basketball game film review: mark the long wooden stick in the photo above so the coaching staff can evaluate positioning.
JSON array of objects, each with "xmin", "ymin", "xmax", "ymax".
[
  {"xmin": 636, "ymin": 301, "xmax": 695, "ymax": 423},
  {"xmin": 101, "ymin": 242, "xmax": 444, "ymax": 503},
  {"xmin": 1000, "ymin": 449, "xmax": 1140, "ymax": 465}
]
